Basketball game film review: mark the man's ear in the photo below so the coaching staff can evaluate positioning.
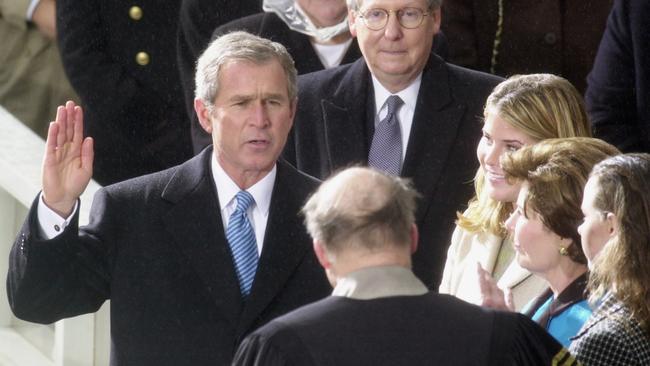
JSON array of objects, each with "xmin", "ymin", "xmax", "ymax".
[
  {"xmin": 288, "ymin": 97, "xmax": 298, "ymax": 128},
  {"xmin": 430, "ymin": 7, "xmax": 442, "ymax": 34},
  {"xmin": 194, "ymin": 98, "xmax": 213, "ymax": 134},
  {"xmin": 410, "ymin": 223, "xmax": 419, "ymax": 254},
  {"xmin": 313, "ymin": 240, "xmax": 331, "ymax": 269},
  {"xmin": 348, "ymin": 9, "xmax": 358, "ymax": 38}
]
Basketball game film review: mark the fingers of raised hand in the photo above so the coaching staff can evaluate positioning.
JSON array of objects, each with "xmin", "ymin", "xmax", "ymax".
[
  {"xmin": 64, "ymin": 101, "xmax": 76, "ymax": 142},
  {"xmin": 55, "ymin": 105, "xmax": 67, "ymax": 148},
  {"xmin": 51, "ymin": 101, "xmax": 84, "ymax": 156},
  {"xmin": 73, "ymin": 104, "xmax": 84, "ymax": 145}
]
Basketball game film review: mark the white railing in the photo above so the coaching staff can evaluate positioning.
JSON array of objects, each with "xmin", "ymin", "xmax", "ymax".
[{"xmin": 0, "ymin": 106, "xmax": 110, "ymax": 366}]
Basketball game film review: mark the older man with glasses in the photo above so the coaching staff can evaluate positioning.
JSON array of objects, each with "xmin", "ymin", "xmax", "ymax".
[{"xmin": 283, "ymin": 0, "xmax": 503, "ymax": 289}]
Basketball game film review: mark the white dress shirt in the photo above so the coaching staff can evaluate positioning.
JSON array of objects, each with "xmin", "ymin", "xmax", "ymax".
[
  {"xmin": 211, "ymin": 154, "xmax": 275, "ymax": 255},
  {"xmin": 371, "ymin": 74, "xmax": 423, "ymax": 161},
  {"xmin": 311, "ymin": 39, "xmax": 353, "ymax": 69},
  {"xmin": 26, "ymin": 0, "xmax": 41, "ymax": 20}
]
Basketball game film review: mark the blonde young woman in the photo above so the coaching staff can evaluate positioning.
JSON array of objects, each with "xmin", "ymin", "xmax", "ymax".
[
  {"xmin": 570, "ymin": 154, "xmax": 650, "ymax": 365},
  {"xmin": 500, "ymin": 138, "xmax": 620, "ymax": 346},
  {"xmin": 439, "ymin": 74, "xmax": 591, "ymax": 310}
]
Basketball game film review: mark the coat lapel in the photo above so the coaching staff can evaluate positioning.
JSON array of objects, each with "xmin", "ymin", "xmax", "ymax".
[
  {"xmin": 161, "ymin": 148, "xmax": 243, "ymax": 327},
  {"xmin": 323, "ymin": 59, "xmax": 372, "ymax": 170},
  {"xmin": 402, "ymin": 55, "xmax": 466, "ymax": 222},
  {"xmin": 235, "ymin": 161, "xmax": 312, "ymax": 336},
  {"xmin": 573, "ymin": 293, "xmax": 623, "ymax": 338}
]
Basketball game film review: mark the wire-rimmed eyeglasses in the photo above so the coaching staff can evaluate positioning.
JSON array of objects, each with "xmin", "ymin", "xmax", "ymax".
[{"xmin": 357, "ymin": 7, "xmax": 431, "ymax": 31}]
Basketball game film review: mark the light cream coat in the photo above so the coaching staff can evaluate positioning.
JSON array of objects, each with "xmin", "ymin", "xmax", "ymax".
[{"xmin": 439, "ymin": 225, "xmax": 547, "ymax": 311}]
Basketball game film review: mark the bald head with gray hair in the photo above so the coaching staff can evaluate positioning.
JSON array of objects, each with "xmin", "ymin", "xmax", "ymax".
[
  {"xmin": 302, "ymin": 167, "xmax": 419, "ymax": 254},
  {"xmin": 346, "ymin": 0, "xmax": 441, "ymax": 11},
  {"xmin": 194, "ymin": 31, "xmax": 298, "ymax": 106}
]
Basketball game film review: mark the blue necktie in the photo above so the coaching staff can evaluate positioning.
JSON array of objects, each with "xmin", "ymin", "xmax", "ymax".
[
  {"xmin": 226, "ymin": 191, "xmax": 259, "ymax": 297},
  {"xmin": 368, "ymin": 95, "xmax": 404, "ymax": 175}
]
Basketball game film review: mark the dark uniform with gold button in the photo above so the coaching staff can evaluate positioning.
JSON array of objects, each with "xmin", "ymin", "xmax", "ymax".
[
  {"xmin": 441, "ymin": 0, "xmax": 613, "ymax": 93},
  {"xmin": 56, "ymin": 0, "xmax": 192, "ymax": 185}
]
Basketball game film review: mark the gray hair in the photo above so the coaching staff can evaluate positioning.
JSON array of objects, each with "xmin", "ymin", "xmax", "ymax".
[
  {"xmin": 194, "ymin": 31, "xmax": 298, "ymax": 105},
  {"xmin": 302, "ymin": 167, "xmax": 419, "ymax": 252},
  {"xmin": 346, "ymin": 0, "xmax": 441, "ymax": 11}
]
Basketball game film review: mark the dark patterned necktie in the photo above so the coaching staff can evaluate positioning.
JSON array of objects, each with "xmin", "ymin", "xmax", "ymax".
[{"xmin": 368, "ymin": 95, "xmax": 404, "ymax": 175}]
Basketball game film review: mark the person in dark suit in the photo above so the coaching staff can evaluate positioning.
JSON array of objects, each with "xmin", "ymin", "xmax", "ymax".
[
  {"xmin": 284, "ymin": 0, "xmax": 502, "ymax": 288},
  {"xmin": 585, "ymin": 0, "xmax": 650, "ymax": 153},
  {"xmin": 56, "ymin": 0, "xmax": 192, "ymax": 185},
  {"xmin": 6, "ymin": 32, "xmax": 330, "ymax": 366},
  {"xmin": 232, "ymin": 167, "xmax": 579, "ymax": 366}
]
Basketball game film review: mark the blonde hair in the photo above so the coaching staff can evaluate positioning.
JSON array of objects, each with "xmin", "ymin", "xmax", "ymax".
[
  {"xmin": 502, "ymin": 138, "xmax": 620, "ymax": 264},
  {"xmin": 588, "ymin": 154, "xmax": 650, "ymax": 333},
  {"xmin": 457, "ymin": 74, "xmax": 591, "ymax": 236}
]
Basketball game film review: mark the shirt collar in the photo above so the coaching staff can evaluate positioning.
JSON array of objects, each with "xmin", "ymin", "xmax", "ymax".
[
  {"xmin": 210, "ymin": 154, "xmax": 275, "ymax": 216},
  {"xmin": 371, "ymin": 73, "xmax": 422, "ymax": 116},
  {"xmin": 332, "ymin": 265, "xmax": 428, "ymax": 300}
]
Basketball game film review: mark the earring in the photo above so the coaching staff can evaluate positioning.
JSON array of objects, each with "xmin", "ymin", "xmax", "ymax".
[{"xmin": 559, "ymin": 247, "xmax": 569, "ymax": 256}]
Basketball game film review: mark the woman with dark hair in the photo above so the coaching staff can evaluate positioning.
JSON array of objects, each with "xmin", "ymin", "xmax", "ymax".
[
  {"xmin": 495, "ymin": 137, "xmax": 619, "ymax": 346},
  {"xmin": 570, "ymin": 153, "xmax": 650, "ymax": 365}
]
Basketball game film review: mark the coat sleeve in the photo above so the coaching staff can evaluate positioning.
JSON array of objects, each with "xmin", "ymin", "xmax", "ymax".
[
  {"xmin": 232, "ymin": 321, "xmax": 317, "ymax": 366},
  {"xmin": 1, "ymin": 0, "xmax": 30, "ymax": 27},
  {"xmin": 232, "ymin": 333, "xmax": 291, "ymax": 366},
  {"xmin": 7, "ymin": 192, "xmax": 113, "ymax": 324},
  {"xmin": 489, "ymin": 312, "xmax": 580, "ymax": 366},
  {"xmin": 585, "ymin": 1, "xmax": 644, "ymax": 152}
]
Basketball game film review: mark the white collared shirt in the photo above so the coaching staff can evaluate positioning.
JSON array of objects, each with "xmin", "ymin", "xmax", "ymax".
[
  {"xmin": 211, "ymin": 154, "xmax": 275, "ymax": 255},
  {"xmin": 371, "ymin": 74, "xmax": 423, "ymax": 161},
  {"xmin": 311, "ymin": 39, "xmax": 354, "ymax": 69}
]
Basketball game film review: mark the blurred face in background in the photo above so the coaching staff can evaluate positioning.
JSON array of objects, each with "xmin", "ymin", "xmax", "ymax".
[
  {"xmin": 578, "ymin": 177, "xmax": 615, "ymax": 268},
  {"xmin": 477, "ymin": 112, "xmax": 537, "ymax": 202},
  {"xmin": 297, "ymin": 0, "xmax": 349, "ymax": 27}
]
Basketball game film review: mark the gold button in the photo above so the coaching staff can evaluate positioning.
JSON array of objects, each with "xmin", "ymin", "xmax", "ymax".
[
  {"xmin": 129, "ymin": 6, "xmax": 143, "ymax": 20},
  {"xmin": 135, "ymin": 52, "xmax": 150, "ymax": 66}
]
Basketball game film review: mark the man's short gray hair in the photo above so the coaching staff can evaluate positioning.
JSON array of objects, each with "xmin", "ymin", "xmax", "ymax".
[
  {"xmin": 346, "ymin": 0, "xmax": 441, "ymax": 11},
  {"xmin": 302, "ymin": 167, "xmax": 419, "ymax": 252},
  {"xmin": 194, "ymin": 31, "xmax": 298, "ymax": 105}
]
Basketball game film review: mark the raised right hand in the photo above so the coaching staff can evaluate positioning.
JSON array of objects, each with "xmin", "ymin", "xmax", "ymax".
[{"xmin": 42, "ymin": 101, "xmax": 94, "ymax": 217}]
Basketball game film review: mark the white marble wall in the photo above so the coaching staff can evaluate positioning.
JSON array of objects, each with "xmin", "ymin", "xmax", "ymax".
[{"xmin": 0, "ymin": 106, "xmax": 109, "ymax": 366}]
